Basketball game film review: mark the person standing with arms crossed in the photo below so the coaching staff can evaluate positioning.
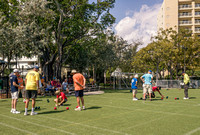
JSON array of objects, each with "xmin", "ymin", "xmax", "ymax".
[
  {"xmin": 24, "ymin": 66, "xmax": 40, "ymax": 115},
  {"xmin": 140, "ymin": 70, "xmax": 153, "ymax": 101},
  {"xmin": 182, "ymin": 72, "xmax": 190, "ymax": 99},
  {"xmin": 71, "ymin": 70, "xmax": 86, "ymax": 111},
  {"xmin": 10, "ymin": 69, "xmax": 24, "ymax": 114}
]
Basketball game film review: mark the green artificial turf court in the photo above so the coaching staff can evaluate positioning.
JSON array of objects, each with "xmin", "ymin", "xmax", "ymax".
[{"xmin": 0, "ymin": 88, "xmax": 200, "ymax": 135}]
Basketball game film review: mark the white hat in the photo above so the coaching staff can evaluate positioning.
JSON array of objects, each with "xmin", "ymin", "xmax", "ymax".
[
  {"xmin": 134, "ymin": 74, "xmax": 138, "ymax": 78},
  {"xmin": 71, "ymin": 70, "xmax": 77, "ymax": 74},
  {"xmin": 13, "ymin": 69, "xmax": 19, "ymax": 73}
]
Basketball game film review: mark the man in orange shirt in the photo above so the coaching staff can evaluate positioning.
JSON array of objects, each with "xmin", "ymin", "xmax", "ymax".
[
  {"xmin": 17, "ymin": 72, "xmax": 25, "ymax": 102},
  {"xmin": 71, "ymin": 70, "xmax": 86, "ymax": 111}
]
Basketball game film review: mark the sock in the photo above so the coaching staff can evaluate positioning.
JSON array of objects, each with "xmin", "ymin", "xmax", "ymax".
[
  {"xmin": 32, "ymin": 108, "xmax": 34, "ymax": 112},
  {"xmin": 25, "ymin": 108, "xmax": 28, "ymax": 113},
  {"xmin": 13, "ymin": 109, "xmax": 16, "ymax": 111}
]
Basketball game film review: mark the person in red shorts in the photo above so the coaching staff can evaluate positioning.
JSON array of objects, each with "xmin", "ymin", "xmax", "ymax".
[
  {"xmin": 54, "ymin": 90, "xmax": 68, "ymax": 106},
  {"xmin": 71, "ymin": 70, "xmax": 86, "ymax": 111},
  {"xmin": 151, "ymin": 86, "xmax": 164, "ymax": 98}
]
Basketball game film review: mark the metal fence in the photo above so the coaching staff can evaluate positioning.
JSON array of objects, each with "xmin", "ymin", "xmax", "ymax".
[
  {"xmin": 156, "ymin": 80, "xmax": 200, "ymax": 89},
  {"xmin": 0, "ymin": 77, "xmax": 10, "ymax": 99}
]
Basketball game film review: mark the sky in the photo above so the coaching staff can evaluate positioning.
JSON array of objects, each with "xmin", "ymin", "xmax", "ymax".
[{"xmin": 89, "ymin": 0, "xmax": 164, "ymax": 48}]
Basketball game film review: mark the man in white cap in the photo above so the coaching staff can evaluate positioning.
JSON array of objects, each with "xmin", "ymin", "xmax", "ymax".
[
  {"xmin": 24, "ymin": 65, "xmax": 40, "ymax": 115},
  {"xmin": 10, "ymin": 69, "xmax": 24, "ymax": 114},
  {"xmin": 71, "ymin": 70, "xmax": 86, "ymax": 111}
]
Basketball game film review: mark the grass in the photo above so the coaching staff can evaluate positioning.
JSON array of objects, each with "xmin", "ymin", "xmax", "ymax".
[{"xmin": 0, "ymin": 88, "xmax": 200, "ymax": 135}]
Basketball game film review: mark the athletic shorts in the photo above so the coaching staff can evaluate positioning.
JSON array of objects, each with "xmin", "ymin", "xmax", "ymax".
[
  {"xmin": 64, "ymin": 98, "xmax": 67, "ymax": 103},
  {"xmin": 75, "ymin": 90, "xmax": 84, "ymax": 97},
  {"xmin": 143, "ymin": 84, "xmax": 152, "ymax": 94},
  {"xmin": 25, "ymin": 90, "xmax": 37, "ymax": 99},
  {"xmin": 11, "ymin": 91, "xmax": 18, "ymax": 99},
  {"xmin": 132, "ymin": 89, "xmax": 137, "ymax": 95}
]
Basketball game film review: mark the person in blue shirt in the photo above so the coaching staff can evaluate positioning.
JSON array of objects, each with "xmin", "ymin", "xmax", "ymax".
[
  {"xmin": 10, "ymin": 69, "xmax": 24, "ymax": 114},
  {"xmin": 131, "ymin": 74, "xmax": 139, "ymax": 101},
  {"xmin": 140, "ymin": 70, "xmax": 153, "ymax": 101}
]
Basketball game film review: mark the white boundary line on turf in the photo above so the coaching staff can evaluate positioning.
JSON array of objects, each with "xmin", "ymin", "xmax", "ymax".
[
  {"xmin": 184, "ymin": 127, "xmax": 200, "ymax": 135},
  {"xmin": 0, "ymin": 122, "xmax": 37, "ymax": 135},
  {"xmin": 37, "ymin": 115, "xmax": 130, "ymax": 135},
  {"xmin": 0, "ymin": 106, "xmax": 129, "ymax": 135},
  {"xmin": 90, "ymin": 95, "xmax": 199, "ymax": 106},
  {"xmin": 0, "ymin": 114, "xmax": 76, "ymax": 135},
  {"xmin": 126, "ymin": 117, "xmax": 163, "ymax": 129},
  {"xmin": 85, "ymin": 103, "xmax": 200, "ymax": 118}
]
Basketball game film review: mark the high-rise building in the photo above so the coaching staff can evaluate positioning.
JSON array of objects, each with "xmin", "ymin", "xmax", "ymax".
[{"xmin": 158, "ymin": 0, "xmax": 200, "ymax": 36}]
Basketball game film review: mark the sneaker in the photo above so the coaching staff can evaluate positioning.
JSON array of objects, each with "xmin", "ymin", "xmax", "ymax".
[
  {"xmin": 82, "ymin": 106, "xmax": 85, "ymax": 110},
  {"xmin": 24, "ymin": 112, "xmax": 29, "ymax": 116},
  {"xmin": 13, "ymin": 110, "xmax": 20, "ymax": 114},
  {"xmin": 133, "ymin": 98, "xmax": 138, "ymax": 101},
  {"xmin": 10, "ymin": 109, "xmax": 13, "ymax": 113},
  {"xmin": 75, "ymin": 107, "xmax": 81, "ymax": 111},
  {"xmin": 183, "ymin": 97, "xmax": 189, "ymax": 99},
  {"xmin": 30, "ymin": 112, "xmax": 38, "ymax": 115}
]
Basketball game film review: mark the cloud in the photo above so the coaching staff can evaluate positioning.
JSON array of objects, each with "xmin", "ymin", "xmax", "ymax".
[{"xmin": 114, "ymin": 4, "xmax": 161, "ymax": 48}]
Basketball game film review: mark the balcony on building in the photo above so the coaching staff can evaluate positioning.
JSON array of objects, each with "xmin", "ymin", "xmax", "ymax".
[
  {"xmin": 195, "ymin": 27, "xmax": 200, "ymax": 33},
  {"xmin": 195, "ymin": 19, "xmax": 200, "ymax": 25},
  {"xmin": 179, "ymin": 12, "xmax": 192, "ymax": 18},
  {"xmin": 195, "ymin": 11, "xmax": 200, "ymax": 17},
  {"xmin": 179, "ymin": 20, "xmax": 192, "ymax": 26},
  {"xmin": 179, "ymin": 4, "xmax": 192, "ymax": 10},
  {"xmin": 195, "ymin": 3, "xmax": 200, "ymax": 9}
]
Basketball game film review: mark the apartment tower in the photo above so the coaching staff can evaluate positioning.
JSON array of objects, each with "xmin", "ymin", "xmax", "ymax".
[{"xmin": 158, "ymin": 0, "xmax": 200, "ymax": 36}]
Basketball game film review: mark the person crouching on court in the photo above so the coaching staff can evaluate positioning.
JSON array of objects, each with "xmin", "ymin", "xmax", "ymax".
[
  {"xmin": 54, "ymin": 90, "xmax": 68, "ymax": 106},
  {"xmin": 151, "ymin": 86, "xmax": 164, "ymax": 98}
]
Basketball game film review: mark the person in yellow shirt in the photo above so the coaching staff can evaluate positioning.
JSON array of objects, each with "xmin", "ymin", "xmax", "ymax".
[
  {"xmin": 24, "ymin": 66, "xmax": 40, "ymax": 115},
  {"xmin": 182, "ymin": 72, "xmax": 190, "ymax": 99}
]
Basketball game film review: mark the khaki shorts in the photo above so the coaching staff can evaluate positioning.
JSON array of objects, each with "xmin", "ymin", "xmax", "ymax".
[
  {"xmin": 143, "ymin": 84, "xmax": 152, "ymax": 94},
  {"xmin": 132, "ymin": 89, "xmax": 137, "ymax": 95},
  {"xmin": 18, "ymin": 88, "xmax": 25, "ymax": 97},
  {"xmin": 11, "ymin": 91, "xmax": 18, "ymax": 99}
]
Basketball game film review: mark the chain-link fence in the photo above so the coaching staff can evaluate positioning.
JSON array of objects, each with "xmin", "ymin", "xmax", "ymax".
[
  {"xmin": 0, "ymin": 77, "xmax": 10, "ymax": 99},
  {"xmin": 156, "ymin": 80, "xmax": 200, "ymax": 89}
]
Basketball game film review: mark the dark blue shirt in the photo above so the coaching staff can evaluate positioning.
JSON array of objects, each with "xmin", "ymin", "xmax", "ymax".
[{"xmin": 10, "ymin": 75, "xmax": 18, "ymax": 92}]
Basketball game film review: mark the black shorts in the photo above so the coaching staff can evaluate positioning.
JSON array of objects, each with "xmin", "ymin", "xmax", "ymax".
[
  {"xmin": 26, "ymin": 90, "xmax": 37, "ymax": 99},
  {"xmin": 75, "ymin": 90, "xmax": 84, "ymax": 97}
]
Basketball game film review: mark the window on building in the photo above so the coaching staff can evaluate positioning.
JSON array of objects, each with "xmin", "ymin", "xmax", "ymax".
[
  {"xmin": 195, "ymin": 3, "xmax": 200, "ymax": 7},
  {"xmin": 179, "ymin": 4, "xmax": 192, "ymax": 8},
  {"xmin": 195, "ymin": 19, "xmax": 200, "ymax": 23},
  {"xmin": 195, "ymin": 27, "xmax": 200, "ymax": 31},
  {"xmin": 195, "ymin": 11, "xmax": 200, "ymax": 15}
]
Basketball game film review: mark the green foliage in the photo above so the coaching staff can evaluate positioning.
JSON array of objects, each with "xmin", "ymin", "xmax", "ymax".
[{"xmin": 132, "ymin": 28, "xmax": 200, "ymax": 79}]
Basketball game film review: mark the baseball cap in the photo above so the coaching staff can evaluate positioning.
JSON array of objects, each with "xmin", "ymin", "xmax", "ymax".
[
  {"xmin": 149, "ymin": 70, "xmax": 152, "ymax": 73},
  {"xmin": 34, "ymin": 65, "xmax": 39, "ymax": 69},
  {"xmin": 13, "ymin": 69, "xmax": 19, "ymax": 73},
  {"xmin": 55, "ymin": 90, "xmax": 60, "ymax": 95},
  {"xmin": 182, "ymin": 71, "xmax": 185, "ymax": 74},
  {"xmin": 71, "ymin": 70, "xmax": 77, "ymax": 74}
]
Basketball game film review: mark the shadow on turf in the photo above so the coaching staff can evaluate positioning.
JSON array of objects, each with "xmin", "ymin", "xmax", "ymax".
[
  {"xmin": 62, "ymin": 104, "xmax": 71, "ymax": 106},
  {"xmin": 85, "ymin": 106, "xmax": 102, "ymax": 110},
  {"xmin": 38, "ymin": 110, "xmax": 65, "ymax": 114},
  {"xmin": 0, "ymin": 100, "xmax": 7, "ymax": 102},
  {"xmin": 189, "ymin": 97, "xmax": 196, "ymax": 99}
]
